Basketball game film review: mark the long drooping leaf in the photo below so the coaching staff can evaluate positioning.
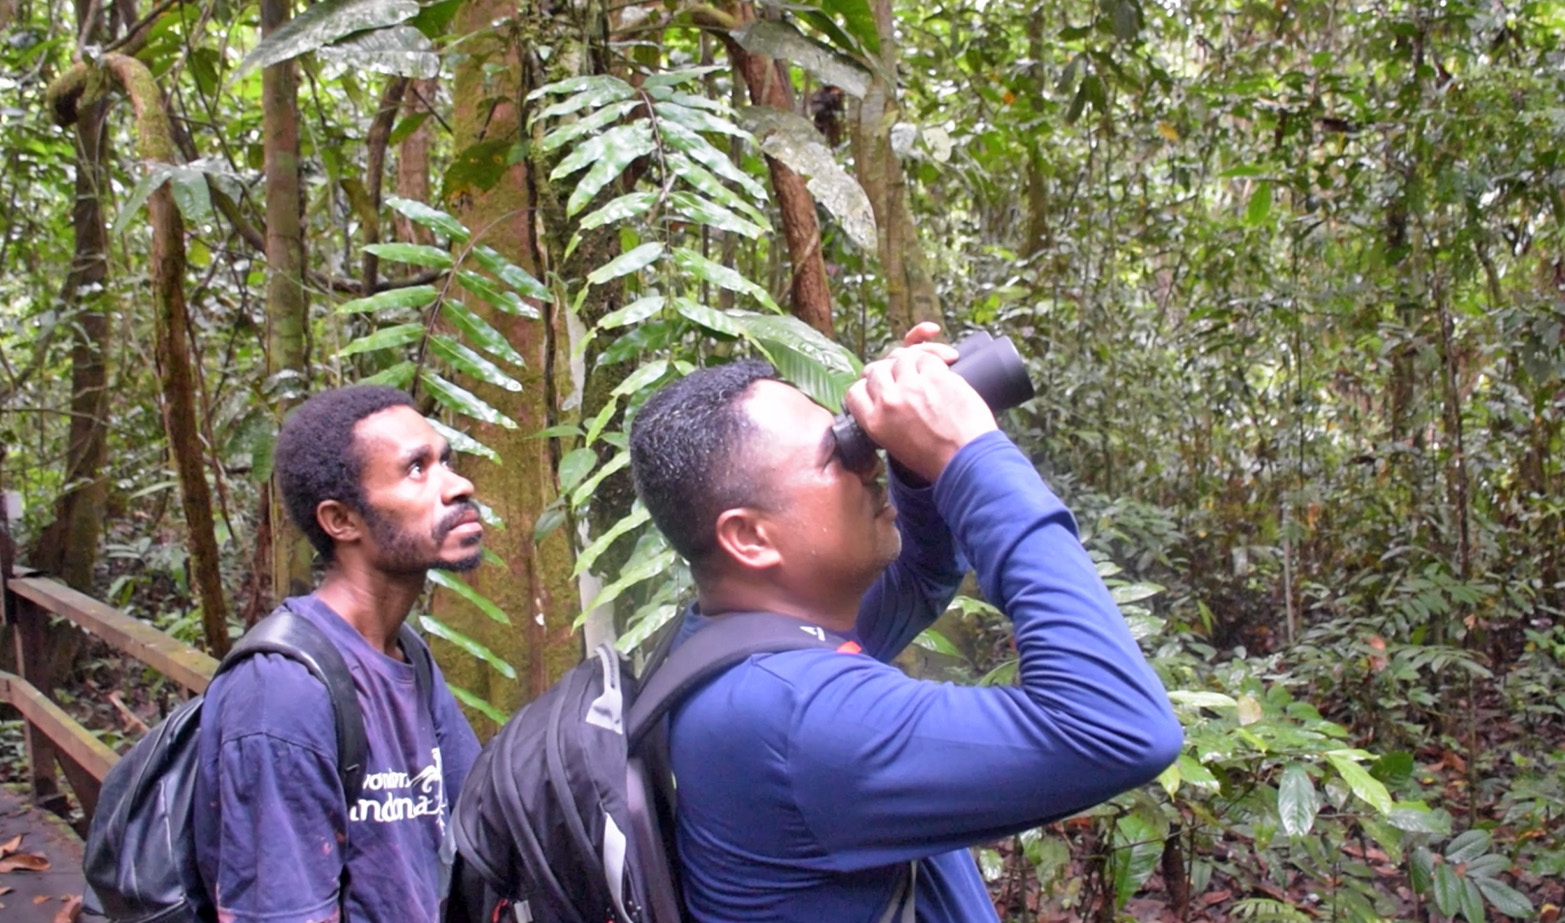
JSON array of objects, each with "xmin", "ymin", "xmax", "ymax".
[
  {"xmin": 238, "ymin": 0, "xmax": 420, "ymax": 76},
  {"xmin": 446, "ymin": 683, "xmax": 510, "ymax": 725},
  {"xmin": 420, "ymin": 371, "xmax": 518, "ymax": 429},
  {"xmin": 425, "ymin": 416, "xmax": 500, "ymax": 463},
  {"xmin": 672, "ymin": 298, "xmax": 744, "ymax": 338},
  {"xmin": 418, "ymin": 614, "xmax": 517, "ymax": 678},
  {"xmin": 659, "ymin": 123, "xmax": 768, "ymax": 200},
  {"xmin": 1277, "ymin": 764, "xmax": 1318, "ymax": 836},
  {"xmin": 1324, "ymin": 750, "xmax": 1393, "ymax": 815},
  {"xmin": 663, "ymin": 152, "xmax": 769, "ymax": 225},
  {"xmin": 584, "ymin": 544, "xmax": 677, "ymax": 613},
  {"xmin": 336, "ymin": 284, "xmax": 439, "ymax": 314},
  {"xmin": 576, "ymin": 192, "xmax": 659, "ymax": 233},
  {"xmin": 610, "ymin": 358, "xmax": 671, "ymax": 397},
  {"xmin": 741, "ymin": 313, "xmax": 860, "ymax": 410},
  {"xmin": 565, "ymin": 126, "xmax": 659, "ymax": 218},
  {"xmin": 386, "ymin": 195, "xmax": 470, "ymax": 241},
  {"xmin": 586, "ymin": 242, "xmax": 664, "ymax": 287},
  {"xmin": 466, "ymin": 245, "xmax": 549, "ymax": 301},
  {"xmin": 428, "ymin": 334, "xmax": 522, "ymax": 392},
  {"xmin": 652, "ymin": 102, "xmax": 748, "ymax": 139},
  {"xmin": 538, "ymin": 99, "xmax": 642, "ymax": 153},
  {"xmin": 739, "ymin": 106, "xmax": 877, "ymax": 250},
  {"xmin": 527, "ymin": 75, "xmax": 635, "ymax": 118},
  {"xmin": 597, "ymin": 295, "xmax": 665, "ymax": 329},
  {"xmin": 363, "ymin": 242, "xmax": 453, "ymax": 269},
  {"xmin": 362, "ymin": 360, "xmax": 417, "ymax": 387},
  {"xmin": 571, "ymin": 450, "xmax": 629, "ymax": 508},
  {"xmin": 573, "ymin": 503, "xmax": 650, "ymax": 577},
  {"xmin": 640, "ymin": 65, "xmax": 726, "ymax": 89},
  {"xmin": 456, "ymin": 269, "xmax": 535, "ymax": 317},
  {"xmin": 667, "ymin": 191, "xmax": 766, "ymax": 239},
  {"xmin": 672, "ymin": 248, "xmax": 780, "ymax": 312},
  {"xmin": 338, "ymin": 321, "xmax": 424, "ymax": 356},
  {"xmin": 427, "ymin": 570, "xmax": 510, "ymax": 625},
  {"xmin": 731, "ymin": 20, "xmax": 870, "ymax": 98},
  {"xmin": 112, "ymin": 164, "xmax": 173, "ymax": 235},
  {"xmin": 441, "ymin": 300, "xmax": 527, "ymax": 367},
  {"xmin": 316, "ymin": 25, "xmax": 439, "ymax": 79},
  {"xmin": 551, "ymin": 122, "xmax": 653, "ymax": 181}
]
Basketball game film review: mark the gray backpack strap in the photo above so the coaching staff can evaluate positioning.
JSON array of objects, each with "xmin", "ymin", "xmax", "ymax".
[
  {"xmin": 625, "ymin": 611, "xmax": 842, "ymax": 748},
  {"xmin": 876, "ymin": 861, "xmax": 917, "ymax": 923},
  {"xmin": 398, "ymin": 621, "xmax": 436, "ymax": 710},
  {"xmin": 222, "ymin": 608, "xmax": 368, "ymax": 801}
]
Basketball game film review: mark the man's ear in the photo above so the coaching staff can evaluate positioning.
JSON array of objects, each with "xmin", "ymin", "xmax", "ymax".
[
  {"xmin": 316, "ymin": 500, "xmax": 364, "ymax": 547},
  {"xmin": 712, "ymin": 507, "xmax": 781, "ymax": 572}
]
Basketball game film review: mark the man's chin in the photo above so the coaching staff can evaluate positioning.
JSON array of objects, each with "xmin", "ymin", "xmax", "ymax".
[{"xmin": 433, "ymin": 550, "xmax": 484, "ymax": 573}]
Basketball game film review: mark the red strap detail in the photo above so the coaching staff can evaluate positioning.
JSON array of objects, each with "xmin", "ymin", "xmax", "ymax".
[{"xmin": 836, "ymin": 640, "xmax": 863, "ymax": 654}]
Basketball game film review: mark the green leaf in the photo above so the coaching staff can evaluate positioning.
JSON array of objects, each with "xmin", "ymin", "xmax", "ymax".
[
  {"xmin": 665, "ymin": 152, "xmax": 770, "ymax": 225},
  {"xmin": 1324, "ymin": 750, "xmax": 1393, "ymax": 815},
  {"xmin": 576, "ymin": 191, "xmax": 659, "ymax": 232},
  {"xmin": 113, "ymin": 164, "xmax": 173, "ymax": 236},
  {"xmin": 442, "ymin": 138, "xmax": 516, "ymax": 201},
  {"xmin": 611, "ymin": 359, "xmax": 671, "ymax": 397},
  {"xmin": 364, "ymin": 242, "xmax": 453, "ymax": 269},
  {"xmin": 428, "ymin": 334, "xmax": 522, "ymax": 392},
  {"xmin": 1474, "ymin": 878, "xmax": 1534, "ymax": 919},
  {"xmin": 1277, "ymin": 764, "xmax": 1318, "ymax": 837},
  {"xmin": 538, "ymin": 99, "xmax": 642, "ymax": 153},
  {"xmin": 447, "ymin": 682, "xmax": 510, "ymax": 725},
  {"xmin": 739, "ymin": 106, "xmax": 876, "ymax": 250},
  {"xmin": 1166, "ymin": 690, "xmax": 1239, "ymax": 709},
  {"xmin": 1110, "ymin": 813, "xmax": 1163, "ymax": 908},
  {"xmin": 362, "ymin": 360, "xmax": 417, "ymax": 387},
  {"xmin": 1176, "ymin": 754, "xmax": 1219, "ymax": 792},
  {"xmin": 730, "ymin": 20, "xmax": 870, "ymax": 98},
  {"xmin": 238, "ymin": 0, "xmax": 420, "ymax": 76},
  {"xmin": 533, "ymin": 503, "xmax": 567, "ymax": 544},
  {"xmin": 419, "ymin": 371, "xmax": 518, "ymax": 429},
  {"xmin": 1459, "ymin": 877, "xmax": 1486, "ymax": 923},
  {"xmin": 667, "ymin": 190, "xmax": 767, "ymax": 239},
  {"xmin": 660, "ymin": 123, "xmax": 769, "ymax": 200},
  {"xmin": 532, "ymin": 424, "xmax": 584, "ymax": 440},
  {"xmin": 388, "ymin": 110, "xmax": 432, "ymax": 146},
  {"xmin": 441, "ymin": 299, "xmax": 527, "ymax": 367},
  {"xmin": 573, "ymin": 503, "xmax": 650, "ymax": 577},
  {"xmin": 564, "ymin": 125, "xmax": 658, "ymax": 217},
  {"xmin": 640, "ymin": 66, "xmax": 726, "ymax": 89},
  {"xmin": 585, "ymin": 545, "xmax": 677, "ymax": 613},
  {"xmin": 336, "ymin": 284, "xmax": 439, "ymax": 314},
  {"xmin": 652, "ymin": 101, "xmax": 748, "ymax": 139},
  {"xmin": 598, "ymin": 295, "xmax": 666, "ymax": 329},
  {"xmin": 316, "ymin": 25, "xmax": 438, "ymax": 79},
  {"xmin": 583, "ymin": 398, "xmax": 618, "ymax": 446},
  {"xmin": 673, "ymin": 248, "xmax": 780, "ymax": 312},
  {"xmin": 427, "ymin": 570, "xmax": 510, "ymax": 625},
  {"xmin": 418, "ymin": 614, "xmax": 517, "ymax": 679},
  {"xmin": 739, "ymin": 313, "xmax": 860, "ymax": 410},
  {"xmin": 169, "ymin": 167, "xmax": 213, "ymax": 225},
  {"xmin": 551, "ymin": 122, "xmax": 653, "ymax": 181},
  {"xmin": 386, "ymin": 195, "xmax": 470, "ymax": 242},
  {"xmin": 1445, "ymin": 829, "xmax": 1492, "ymax": 863},
  {"xmin": 1433, "ymin": 864, "xmax": 1462, "ymax": 917},
  {"xmin": 673, "ymin": 298, "xmax": 744, "ymax": 337},
  {"xmin": 912, "ymin": 628, "xmax": 962, "ymax": 657},
  {"xmin": 338, "ymin": 321, "xmax": 425, "ymax": 356},
  {"xmin": 527, "ymin": 75, "xmax": 635, "ymax": 118},
  {"xmin": 557, "ymin": 447, "xmax": 598, "ymax": 492},
  {"xmin": 425, "ymin": 416, "xmax": 500, "ymax": 464},
  {"xmin": 1389, "ymin": 802, "xmax": 1453, "ymax": 835},
  {"xmin": 571, "ymin": 450, "xmax": 629, "ymax": 508},
  {"xmin": 587, "ymin": 242, "xmax": 665, "ymax": 286},
  {"xmin": 457, "ymin": 269, "xmax": 536, "ymax": 317},
  {"xmin": 1110, "ymin": 582, "xmax": 1164, "ymax": 604},
  {"xmin": 469, "ymin": 245, "xmax": 551, "ymax": 301},
  {"xmin": 1244, "ymin": 180, "xmax": 1273, "ymax": 226}
]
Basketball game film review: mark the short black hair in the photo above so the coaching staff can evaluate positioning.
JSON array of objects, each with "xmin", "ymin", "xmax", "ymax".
[
  {"xmin": 629, "ymin": 360, "xmax": 777, "ymax": 572},
  {"xmin": 275, "ymin": 385, "xmax": 415, "ymax": 560}
]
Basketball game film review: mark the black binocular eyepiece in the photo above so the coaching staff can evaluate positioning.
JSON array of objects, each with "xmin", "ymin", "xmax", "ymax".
[{"xmin": 830, "ymin": 332, "xmax": 1036, "ymax": 474}]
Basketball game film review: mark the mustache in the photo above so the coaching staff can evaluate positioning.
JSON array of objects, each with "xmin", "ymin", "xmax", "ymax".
[{"xmin": 432, "ymin": 499, "xmax": 481, "ymax": 541}]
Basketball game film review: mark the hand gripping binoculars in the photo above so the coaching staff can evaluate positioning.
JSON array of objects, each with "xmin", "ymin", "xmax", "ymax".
[{"xmin": 829, "ymin": 331, "xmax": 1037, "ymax": 474}]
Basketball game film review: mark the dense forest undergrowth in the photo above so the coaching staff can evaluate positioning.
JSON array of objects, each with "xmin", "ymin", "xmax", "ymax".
[{"xmin": 3, "ymin": 0, "xmax": 1564, "ymax": 918}]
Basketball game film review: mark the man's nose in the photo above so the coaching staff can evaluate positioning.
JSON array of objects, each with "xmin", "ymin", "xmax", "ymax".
[{"xmin": 441, "ymin": 466, "xmax": 476, "ymax": 503}]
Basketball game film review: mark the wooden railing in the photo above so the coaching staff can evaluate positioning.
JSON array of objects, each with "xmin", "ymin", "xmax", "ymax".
[{"xmin": 1, "ymin": 557, "xmax": 218, "ymax": 824}]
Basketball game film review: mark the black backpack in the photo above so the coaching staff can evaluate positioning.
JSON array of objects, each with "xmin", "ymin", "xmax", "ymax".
[
  {"xmin": 82, "ymin": 607, "xmax": 433, "ymax": 923},
  {"xmin": 444, "ymin": 612, "xmax": 843, "ymax": 923}
]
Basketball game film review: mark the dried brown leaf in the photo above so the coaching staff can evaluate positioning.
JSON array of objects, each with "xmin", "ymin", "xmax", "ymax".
[
  {"xmin": 0, "ymin": 835, "xmax": 21, "ymax": 856},
  {"xmin": 54, "ymin": 894, "xmax": 83, "ymax": 923},
  {"xmin": 0, "ymin": 853, "xmax": 52, "ymax": 873}
]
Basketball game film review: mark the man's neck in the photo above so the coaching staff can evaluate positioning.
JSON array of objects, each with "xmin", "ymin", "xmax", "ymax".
[
  {"xmin": 314, "ymin": 564, "xmax": 424, "ymax": 658},
  {"xmin": 697, "ymin": 579, "xmax": 860, "ymax": 635}
]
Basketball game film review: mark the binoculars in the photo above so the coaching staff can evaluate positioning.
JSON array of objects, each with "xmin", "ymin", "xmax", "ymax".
[{"xmin": 829, "ymin": 332, "xmax": 1036, "ymax": 473}]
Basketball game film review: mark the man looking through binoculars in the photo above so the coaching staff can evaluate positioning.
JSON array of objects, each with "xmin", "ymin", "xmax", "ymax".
[{"xmin": 627, "ymin": 324, "xmax": 1184, "ymax": 923}]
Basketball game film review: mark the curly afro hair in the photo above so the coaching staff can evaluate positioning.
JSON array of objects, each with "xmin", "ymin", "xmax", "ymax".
[
  {"xmin": 629, "ymin": 360, "xmax": 777, "ymax": 574},
  {"xmin": 274, "ymin": 385, "xmax": 415, "ymax": 561}
]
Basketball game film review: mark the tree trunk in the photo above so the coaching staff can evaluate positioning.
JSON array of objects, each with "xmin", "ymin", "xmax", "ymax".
[
  {"xmin": 435, "ymin": 7, "xmax": 579, "ymax": 735},
  {"xmin": 396, "ymin": 79, "xmax": 437, "ymax": 246},
  {"xmin": 262, "ymin": 0, "xmax": 314, "ymax": 604}
]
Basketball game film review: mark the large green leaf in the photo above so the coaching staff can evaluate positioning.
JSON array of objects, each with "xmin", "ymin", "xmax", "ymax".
[
  {"xmin": 336, "ymin": 284, "xmax": 439, "ymax": 314},
  {"xmin": 571, "ymin": 450, "xmax": 629, "ymax": 508},
  {"xmin": 586, "ymin": 242, "xmax": 664, "ymax": 286},
  {"xmin": 551, "ymin": 122, "xmax": 654, "ymax": 181},
  {"xmin": 441, "ymin": 300, "xmax": 527, "ymax": 367},
  {"xmin": 740, "ymin": 313, "xmax": 860, "ymax": 410},
  {"xmin": 576, "ymin": 191, "xmax": 659, "ymax": 233},
  {"xmin": 1474, "ymin": 878, "xmax": 1534, "ymax": 919},
  {"xmin": 386, "ymin": 195, "xmax": 470, "ymax": 242},
  {"xmin": 1110, "ymin": 813, "xmax": 1163, "ymax": 908},
  {"xmin": 539, "ymin": 99, "xmax": 642, "ymax": 153},
  {"xmin": 238, "ymin": 0, "xmax": 420, "ymax": 76},
  {"xmin": 468, "ymin": 245, "xmax": 550, "ymax": 301},
  {"xmin": 640, "ymin": 66, "xmax": 726, "ymax": 89},
  {"xmin": 573, "ymin": 503, "xmax": 650, "ymax": 577},
  {"xmin": 420, "ymin": 371, "xmax": 518, "ymax": 429},
  {"xmin": 659, "ymin": 123, "xmax": 769, "ymax": 200},
  {"xmin": 456, "ymin": 269, "xmax": 536, "ymax": 317},
  {"xmin": 418, "ymin": 614, "xmax": 517, "ymax": 679},
  {"xmin": 652, "ymin": 102, "xmax": 748, "ymax": 139},
  {"xmin": 527, "ymin": 75, "xmax": 635, "ymax": 118},
  {"xmin": 428, "ymin": 334, "xmax": 522, "ymax": 392},
  {"xmin": 1324, "ymin": 750, "xmax": 1393, "ymax": 815},
  {"xmin": 363, "ymin": 242, "xmax": 453, "ymax": 269},
  {"xmin": 738, "ymin": 106, "xmax": 877, "ymax": 250},
  {"xmin": 557, "ymin": 447, "xmax": 597, "ymax": 493},
  {"xmin": 362, "ymin": 360, "xmax": 417, "ymax": 387},
  {"xmin": 427, "ymin": 570, "xmax": 510, "ymax": 625},
  {"xmin": 112, "ymin": 164, "xmax": 173, "ymax": 236},
  {"xmin": 425, "ymin": 416, "xmax": 500, "ymax": 464},
  {"xmin": 597, "ymin": 295, "xmax": 665, "ymax": 329},
  {"xmin": 664, "ymin": 152, "xmax": 770, "ymax": 225},
  {"xmin": 1445, "ymin": 829, "xmax": 1492, "ymax": 863},
  {"xmin": 1277, "ymin": 764, "xmax": 1318, "ymax": 836},
  {"xmin": 446, "ymin": 683, "xmax": 510, "ymax": 725},
  {"xmin": 820, "ymin": 0, "xmax": 880, "ymax": 55},
  {"xmin": 673, "ymin": 298, "xmax": 744, "ymax": 337},
  {"xmin": 672, "ymin": 248, "xmax": 780, "ymax": 312},
  {"xmin": 565, "ymin": 125, "xmax": 659, "ymax": 217},
  {"xmin": 667, "ymin": 191, "xmax": 767, "ymax": 239},
  {"xmin": 584, "ymin": 544, "xmax": 677, "ymax": 613},
  {"xmin": 611, "ymin": 358, "xmax": 671, "ymax": 397},
  {"xmin": 338, "ymin": 321, "xmax": 424, "ymax": 356},
  {"xmin": 730, "ymin": 20, "xmax": 870, "ymax": 98},
  {"xmin": 315, "ymin": 25, "xmax": 438, "ymax": 79}
]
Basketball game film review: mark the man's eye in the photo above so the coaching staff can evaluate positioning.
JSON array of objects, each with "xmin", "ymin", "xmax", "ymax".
[{"xmin": 409, "ymin": 462, "xmax": 425, "ymax": 476}]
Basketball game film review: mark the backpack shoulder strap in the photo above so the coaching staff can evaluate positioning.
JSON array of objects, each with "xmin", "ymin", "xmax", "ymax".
[
  {"xmin": 220, "ymin": 608, "xmax": 369, "ymax": 801},
  {"xmin": 625, "ymin": 612, "xmax": 841, "ymax": 748}
]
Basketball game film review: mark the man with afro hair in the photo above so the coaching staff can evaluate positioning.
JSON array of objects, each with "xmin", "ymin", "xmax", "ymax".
[{"xmin": 192, "ymin": 384, "xmax": 483, "ymax": 923}]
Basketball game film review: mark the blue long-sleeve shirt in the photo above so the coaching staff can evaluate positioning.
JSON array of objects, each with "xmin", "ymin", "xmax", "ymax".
[{"xmin": 669, "ymin": 432, "xmax": 1184, "ymax": 922}]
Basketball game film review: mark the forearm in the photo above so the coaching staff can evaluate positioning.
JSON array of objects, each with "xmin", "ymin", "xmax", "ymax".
[{"xmin": 853, "ymin": 464, "xmax": 964, "ymax": 660}]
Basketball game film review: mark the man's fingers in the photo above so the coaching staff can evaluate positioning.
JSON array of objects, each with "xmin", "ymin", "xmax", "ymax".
[{"xmin": 902, "ymin": 322, "xmax": 943, "ymax": 347}]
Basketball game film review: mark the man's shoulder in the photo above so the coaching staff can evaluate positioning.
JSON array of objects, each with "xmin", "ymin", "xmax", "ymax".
[{"xmin": 202, "ymin": 651, "xmax": 336, "ymax": 753}]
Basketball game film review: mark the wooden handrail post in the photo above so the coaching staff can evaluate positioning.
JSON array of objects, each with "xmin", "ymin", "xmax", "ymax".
[
  {"xmin": 13, "ymin": 594, "xmax": 69, "ymax": 816},
  {"xmin": 1, "ymin": 442, "xmax": 17, "ymax": 624}
]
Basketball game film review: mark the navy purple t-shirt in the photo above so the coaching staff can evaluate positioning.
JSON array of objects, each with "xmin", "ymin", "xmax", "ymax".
[{"xmin": 193, "ymin": 594, "xmax": 480, "ymax": 923}]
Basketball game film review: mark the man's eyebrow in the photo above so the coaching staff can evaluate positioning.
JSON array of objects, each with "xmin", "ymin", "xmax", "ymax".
[{"xmin": 399, "ymin": 444, "xmax": 436, "ymax": 468}]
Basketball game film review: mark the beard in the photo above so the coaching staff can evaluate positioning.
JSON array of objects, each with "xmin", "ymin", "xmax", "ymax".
[{"xmin": 363, "ymin": 500, "xmax": 483, "ymax": 575}]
